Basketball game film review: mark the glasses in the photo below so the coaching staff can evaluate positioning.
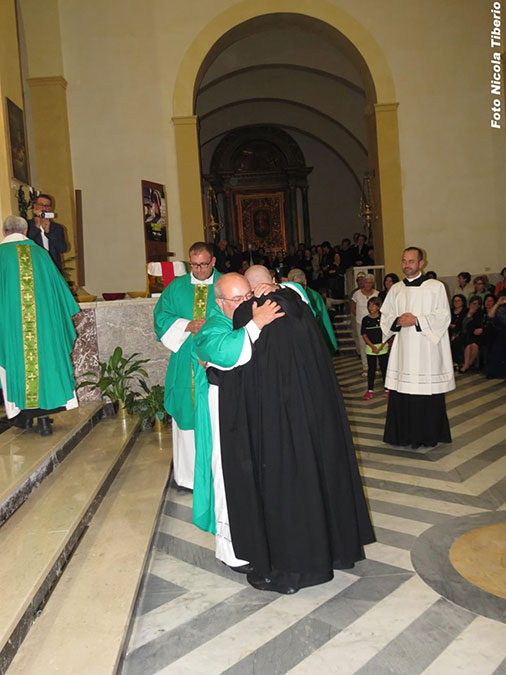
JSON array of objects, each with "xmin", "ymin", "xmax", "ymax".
[
  {"xmin": 189, "ymin": 259, "xmax": 213, "ymax": 270},
  {"xmin": 220, "ymin": 291, "xmax": 253, "ymax": 304}
]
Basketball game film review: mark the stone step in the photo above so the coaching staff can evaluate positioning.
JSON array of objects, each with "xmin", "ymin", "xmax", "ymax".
[
  {"xmin": 0, "ymin": 415, "xmax": 141, "ymax": 673},
  {"xmin": 7, "ymin": 429, "xmax": 172, "ymax": 675},
  {"xmin": 0, "ymin": 403, "xmax": 103, "ymax": 527}
]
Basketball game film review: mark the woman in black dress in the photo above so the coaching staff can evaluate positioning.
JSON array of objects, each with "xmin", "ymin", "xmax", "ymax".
[
  {"xmin": 460, "ymin": 296, "xmax": 484, "ymax": 372},
  {"xmin": 449, "ymin": 294, "xmax": 467, "ymax": 366}
]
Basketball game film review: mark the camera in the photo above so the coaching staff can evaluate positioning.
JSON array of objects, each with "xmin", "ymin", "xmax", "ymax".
[{"xmin": 38, "ymin": 211, "xmax": 55, "ymax": 219}]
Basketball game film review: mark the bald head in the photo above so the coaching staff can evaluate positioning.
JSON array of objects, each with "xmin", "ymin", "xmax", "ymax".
[
  {"xmin": 244, "ymin": 265, "xmax": 273, "ymax": 288},
  {"xmin": 214, "ymin": 273, "xmax": 252, "ymax": 319}
]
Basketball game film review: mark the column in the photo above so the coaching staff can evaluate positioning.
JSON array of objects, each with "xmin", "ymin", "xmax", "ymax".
[
  {"xmin": 172, "ymin": 115, "xmax": 205, "ymax": 253},
  {"xmin": 373, "ymin": 102, "xmax": 405, "ymax": 275},
  {"xmin": 288, "ymin": 185, "xmax": 298, "ymax": 245},
  {"xmin": 27, "ymin": 76, "xmax": 75, "ymax": 257},
  {"xmin": 301, "ymin": 186, "xmax": 311, "ymax": 246}
]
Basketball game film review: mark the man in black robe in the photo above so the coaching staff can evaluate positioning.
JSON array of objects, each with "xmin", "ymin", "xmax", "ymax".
[{"xmin": 202, "ymin": 269, "xmax": 375, "ymax": 594}]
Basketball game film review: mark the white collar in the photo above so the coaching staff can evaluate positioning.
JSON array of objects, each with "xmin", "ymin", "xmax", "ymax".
[
  {"xmin": 1, "ymin": 233, "xmax": 28, "ymax": 244},
  {"xmin": 406, "ymin": 272, "xmax": 422, "ymax": 282},
  {"xmin": 191, "ymin": 270, "xmax": 214, "ymax": 285}
]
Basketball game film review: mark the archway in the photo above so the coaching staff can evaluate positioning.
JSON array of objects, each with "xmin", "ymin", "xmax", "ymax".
[{"xmin": 172, "ymin": 1, "xmax": 405, "ymax": 271}]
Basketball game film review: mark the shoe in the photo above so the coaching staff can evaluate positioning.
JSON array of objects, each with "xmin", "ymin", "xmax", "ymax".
[
  {"xmin": 36, "ymin": 416, "xmax": 53, "ymax": 436},
  {"xmin": 385, "ymin": 389, "xmax": 390, "ymax": 398},
  {"xmin": 10, "ymin": 415, "xmax": 33, "ymax": 430},
  {"xmin": 246, "ymin": 573, "xmax": 298, "ymax": 594},
  {"xmin": 362, "ymin": 390, "xmax": 373, "ymax": 400},
  {"xmin": 223, "ymin": 562, "xmax": 254, "ymax": 574}
]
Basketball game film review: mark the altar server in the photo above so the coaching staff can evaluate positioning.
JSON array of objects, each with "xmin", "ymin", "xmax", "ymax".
[
  {"xmin": 195, "ymin": 271, "xmax": 375, "ymax": 594},
  {"xmin": 153, "ymin": 242, "xmax": 220, "ymax": 489},
  {"xmin": 381, "ymin": 247, "xmax": 455, "ymax": 449},
  {"xmin": 0, "ymin": 216, "xmax": 79, "ymax": 435}
]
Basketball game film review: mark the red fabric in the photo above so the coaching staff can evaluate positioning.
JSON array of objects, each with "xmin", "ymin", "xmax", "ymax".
[{"xmin": 160, "ymin": 262, "xmax": 175, "ymax": 288}]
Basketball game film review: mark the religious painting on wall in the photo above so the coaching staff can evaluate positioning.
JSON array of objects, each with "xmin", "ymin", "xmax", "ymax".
[
  {"xmin": 141, "ymin": 179, "xmax": 168, "ymax": 258},
  {"xmin": 236, "ymin": 192, "xmax": 286, "ymax": 253},
  {"xmin": 6, "ymin": 98, "xmax": 30, "ymax": 185},
  {"xmin": 142, "ymin": 180, "xmax": 171, "ymax": 295}
]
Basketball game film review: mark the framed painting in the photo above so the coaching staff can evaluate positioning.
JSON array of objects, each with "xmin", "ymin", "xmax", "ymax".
[
  {"xmin": 235, "ymin": 192, "xmax": 286, "ymax": 253},
  {"xmin": 6, "ymin": 98, "xmax": 30, "ymax": 184},
  {"xmin": 142, "ymin": 180, "xmax": 168, "ymax": 257}
]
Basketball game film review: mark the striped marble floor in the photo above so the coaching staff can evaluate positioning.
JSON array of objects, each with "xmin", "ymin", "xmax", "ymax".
[{"xmin": 119, "ymin": 356, "xmax": 506, "ymax": 675}]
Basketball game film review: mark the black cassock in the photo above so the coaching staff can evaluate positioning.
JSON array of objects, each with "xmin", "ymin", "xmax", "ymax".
[{"xmin": 208, "ymin": 288, "xmax": 375, "ymax": 590}]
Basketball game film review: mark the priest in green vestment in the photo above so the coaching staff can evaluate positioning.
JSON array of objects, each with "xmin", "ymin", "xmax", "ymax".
[
  {"xmin": 153, "ymin": 242, "xmax": 221, "ymax": 490},
  {"xmin": 193, "ymin": 273, "xmax": 284, "ymax": 567},
  {"xmin": 0, "ymin": 216, "xmax": 80, "ymax": 436},
  {"xmin": 287, "ymin": 268, "xmax": 338, "ymax": 354}
]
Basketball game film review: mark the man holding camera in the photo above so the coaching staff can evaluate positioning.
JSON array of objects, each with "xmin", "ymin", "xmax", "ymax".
[{"xmin": 27, "ymin": 193, "xmax": 67, "ymax": 273}]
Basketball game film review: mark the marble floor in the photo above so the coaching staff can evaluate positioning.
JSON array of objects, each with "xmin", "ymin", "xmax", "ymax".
[{"xmin": 119, "ymin": 357, "xmax": 506, "ymax": 675}]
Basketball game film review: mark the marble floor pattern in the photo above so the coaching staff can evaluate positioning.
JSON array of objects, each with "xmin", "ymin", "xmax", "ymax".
[{"xmin": 119, "ymin": 356, "xmax": 506, "ymax": 675}]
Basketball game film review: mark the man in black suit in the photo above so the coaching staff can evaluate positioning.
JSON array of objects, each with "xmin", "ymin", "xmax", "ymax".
[
  {"xmin": 352, "ymin": 233, "xmax": 372, "ymax": 266},
  {"xmin": 27, "ymin": 193, "xmax": 67, "ymax": 273}
]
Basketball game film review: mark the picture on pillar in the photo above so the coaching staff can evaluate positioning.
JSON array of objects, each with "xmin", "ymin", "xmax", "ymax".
[
  {"xmin": 236, "ymin": 193, "xmax": 285, "ymax": 252},
  {"xmin": 6, "ymin": 98, "xmax": 30, "ymax": 185}
]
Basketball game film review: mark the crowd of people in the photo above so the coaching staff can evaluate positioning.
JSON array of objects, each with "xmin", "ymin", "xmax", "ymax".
[
  {"xmin": 351, "ymin": 267, "xmax": 506, "ymax": 393},
  {"xmin": 2, "ymin": 212, "xmax": 505, "ymax": 595},
  {"xmin": 449, "ymin": 269, "xmax": 506, "ymax": 378},
  {"xmin": 214, "ymin": 233, "xmax": 374, "ymax": 299}
]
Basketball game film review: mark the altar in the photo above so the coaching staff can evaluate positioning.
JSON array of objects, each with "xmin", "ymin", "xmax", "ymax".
[{"xmin": 72, "ymin": 297, "xmax": 169, "ymax": 402}]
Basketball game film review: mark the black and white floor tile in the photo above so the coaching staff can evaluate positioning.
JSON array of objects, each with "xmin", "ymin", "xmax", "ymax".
[{"xmin": 120, "ymin": 357, "xmax": 506, "ymax": 675}]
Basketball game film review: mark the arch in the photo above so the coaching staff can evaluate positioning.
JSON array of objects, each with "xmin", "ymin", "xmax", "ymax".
[
  {"xmin": 173, "ymin": 0, "xmax": 396, "ymax": 115},
  {"xmin": 172, "ymin": 1, "xmax": 404, "ymax": 271}
]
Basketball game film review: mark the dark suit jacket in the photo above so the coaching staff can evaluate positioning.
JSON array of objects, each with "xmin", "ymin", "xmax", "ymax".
[{"xmin": 27, "ymin": 219, "xmax": 67, "ymax": 273}]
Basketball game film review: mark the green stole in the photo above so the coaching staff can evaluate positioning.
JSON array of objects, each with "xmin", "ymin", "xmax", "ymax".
[
  {"xmin": 193, "ymin": 308, "xmax": 247, "ymax": 534},
  {"xmin": 17, "ymin": 245, "xmax": 40, "ymax": 407}
]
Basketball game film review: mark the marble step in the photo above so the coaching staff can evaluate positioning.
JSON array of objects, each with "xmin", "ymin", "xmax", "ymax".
[
  {"xmin": 7, "ymin": 429, "xmax": 172, "ymax": 675},
  {"xmin": 0, "ymin": 403, "xmax": 103, "ymax": 527},
  {"xmin": 0, "ymin": 415, "xmax": 141, "ymax": 673}
]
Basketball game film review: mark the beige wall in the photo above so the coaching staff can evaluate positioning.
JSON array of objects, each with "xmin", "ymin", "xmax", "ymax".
[
  {"xmin": 0, "ymin": 0, "xmax": 24, "ymax": 220},
  {"xmin": 44, "ymin": 0, "xmax": 504, "ymax": 293}
]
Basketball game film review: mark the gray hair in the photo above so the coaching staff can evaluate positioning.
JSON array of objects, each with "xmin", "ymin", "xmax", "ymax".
[
  {"xmin": 363, "ymin": 273, "xmax": 376, "ymax": 284},
  {"xmin": 3, "ymin": 216, "xmax": 28, "ymax": 234},
  {"xmin": 287, "ymin": 268, "xmax": 306, "ymax": 284}
]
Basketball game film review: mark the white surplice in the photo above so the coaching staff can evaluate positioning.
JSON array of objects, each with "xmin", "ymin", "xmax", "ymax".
[{"xmin": 380, "ymin": 278, "xmax": 455, "ymax": 395}]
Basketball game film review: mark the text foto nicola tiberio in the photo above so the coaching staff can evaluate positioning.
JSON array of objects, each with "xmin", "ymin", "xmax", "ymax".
[{"xmin": 490, "ymin": 1, "xmax": 503, "ymax": 129}]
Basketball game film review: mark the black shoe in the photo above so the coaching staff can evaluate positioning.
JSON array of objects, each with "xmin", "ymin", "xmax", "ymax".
[
  {"xmin": 10, "ymin": 415, "xmax": 33, "ymax": 430},
  {"xmin": 223, "ymin": 562, "xmax": 254, "ymax": 574},
  {"xmin": 246, "ymin": 573, "xmax": 298, "ymax": 594},
  {"xmin": 36, "ymin": 416, "xmax": 53, "ymax": 436}
]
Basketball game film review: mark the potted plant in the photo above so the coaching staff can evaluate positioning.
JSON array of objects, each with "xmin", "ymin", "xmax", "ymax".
[
  {"xmin": 131, "ymin": 380, "xmax": 166, "ymax": 431},
  {"xmin": 78, "ymin": 346, "xmax": 149, "ymax": 417}
]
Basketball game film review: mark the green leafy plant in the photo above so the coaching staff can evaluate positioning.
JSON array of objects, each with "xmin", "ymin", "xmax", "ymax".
[
  {"xmin": 131, "ymin": 380, "xmax": 166, "ymax": 428},
  {"xmin": 78, "ymin": 346, "xmax": 149, "ymax": 405}
]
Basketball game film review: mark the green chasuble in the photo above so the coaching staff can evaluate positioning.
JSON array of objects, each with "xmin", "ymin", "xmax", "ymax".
[
  {"xmin": 306, "ymin": 286, "xmax": 338, "ymax": 354},
  {"xmin": 153, "ymin": 270, "xmax": 221, "ymax": 430},
  {"xmin": 0, "ymin": 239, "xmax": 80, "ymax": 410},
  {"xmin": 192, "ymin": 306, "xmax": 247, "ymax": 533}
]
